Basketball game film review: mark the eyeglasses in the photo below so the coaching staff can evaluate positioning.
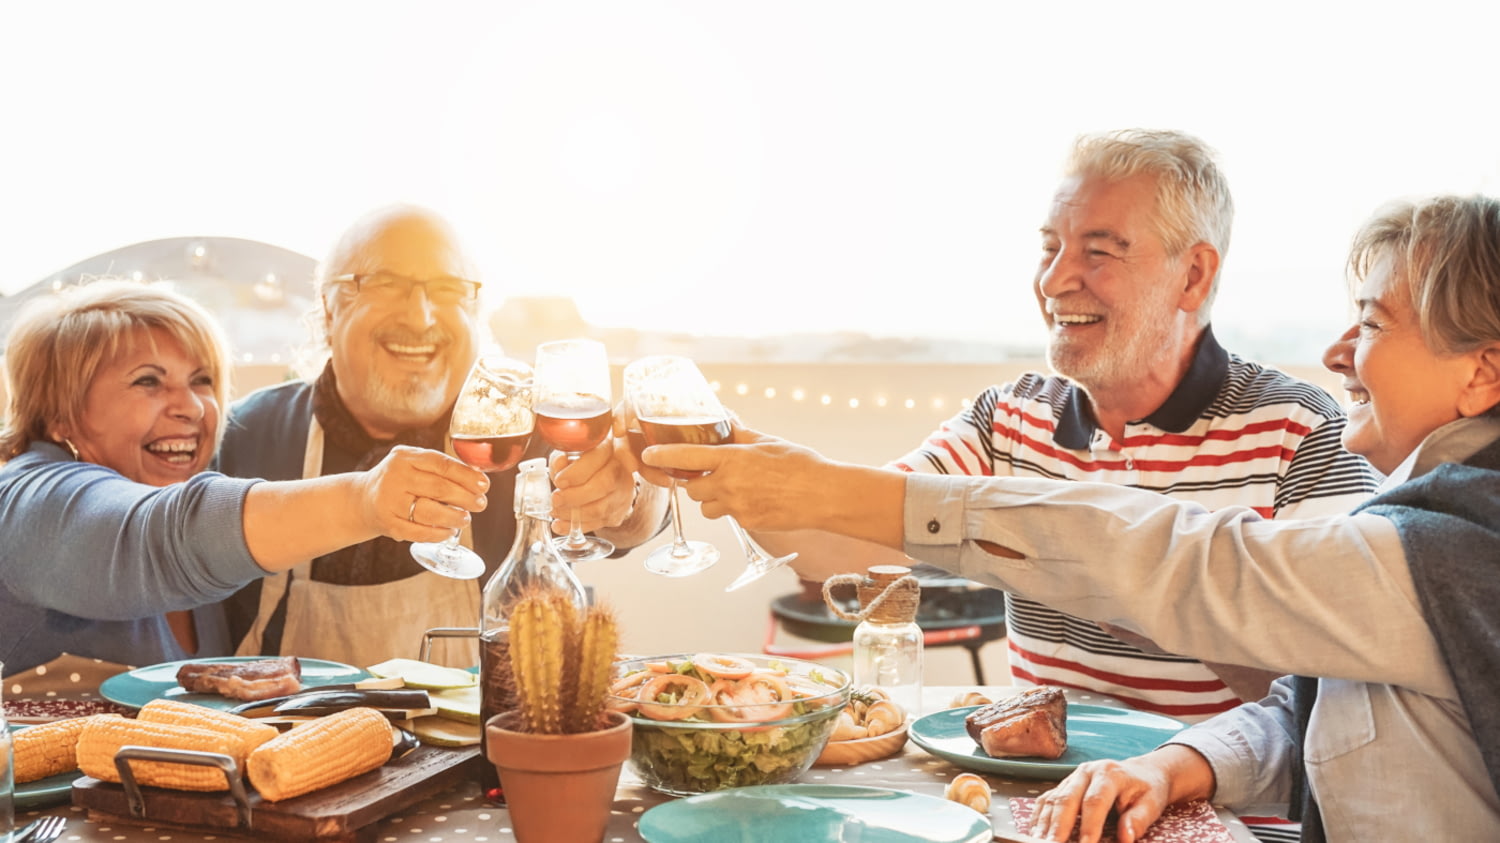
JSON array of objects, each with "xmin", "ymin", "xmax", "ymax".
[{"xmin": 331, "ymin": 271, "xmax": 481, "ymax": 305}]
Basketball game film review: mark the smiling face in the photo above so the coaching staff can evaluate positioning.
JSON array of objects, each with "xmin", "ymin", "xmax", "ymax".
[
  {"xmin": 1322, "ymin": 257, "xmax": 1480, "ymax": 474},
  {"xmin": 59, "ymin": 326, "xmax": 219, "ymax": 486},
  {"xmin": 323, "ymin": 212, "xmax": 480, "ymax": 439},
  {"xmin": 1034, "ymin": 173, "xmax": 1209, "ymax": 398}
]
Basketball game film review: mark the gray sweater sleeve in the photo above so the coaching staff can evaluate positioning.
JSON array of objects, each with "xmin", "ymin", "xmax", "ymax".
[{"xmin": 0, "ymin": 445, "xmax": 267, "ymax": 620}]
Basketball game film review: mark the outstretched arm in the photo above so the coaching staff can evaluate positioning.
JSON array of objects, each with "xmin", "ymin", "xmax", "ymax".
[
  {"xmin": 1, "ymin": 444, "xmax": 490, "ymax": 621},
  {"xmin": 242, "ymin": 444, "xmax": 490, "ymax": 572},
  {"xmin": 643, "ymin": 425, "xmax": 911, "ymax": 579}
]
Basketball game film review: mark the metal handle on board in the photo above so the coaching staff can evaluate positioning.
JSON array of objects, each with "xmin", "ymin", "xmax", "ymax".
[{"xmin": 113, "ymin": 745, "xmax": 253, "ymax": 828}]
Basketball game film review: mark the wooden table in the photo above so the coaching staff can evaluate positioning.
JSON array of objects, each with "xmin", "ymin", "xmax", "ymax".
[{"xmin": 13, "ymin": 686, "xmax": 1258, "ymax": 842}]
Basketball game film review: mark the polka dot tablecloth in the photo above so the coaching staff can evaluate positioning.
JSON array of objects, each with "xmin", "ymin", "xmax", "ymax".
[
  {"xmin": 9, "ymin": 685, "xmax": 1259, "ymax": 842},
  {"xmin": 4, "ymin": 654, "xmax": 136, "ymax": 724}
]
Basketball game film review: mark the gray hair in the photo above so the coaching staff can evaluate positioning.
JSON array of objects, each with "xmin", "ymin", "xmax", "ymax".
[
  {"xmin": 1349, "ymin": 195, "xmax": 1500, "ymax": 370},
  {"xmin": 1065, "ymin": 129, "xmax": 1234, "ymax": 322}
]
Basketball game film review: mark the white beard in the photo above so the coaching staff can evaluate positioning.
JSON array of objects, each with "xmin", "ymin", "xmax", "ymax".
[{"xmin": 363, "ymin": 370, "xmax": 453, "ymax": 431}]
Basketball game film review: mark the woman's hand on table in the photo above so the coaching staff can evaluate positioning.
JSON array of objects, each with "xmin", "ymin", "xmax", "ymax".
[{"xmin": 1027, "ymin": 745, "xmax": 1216, "ymax": 843}]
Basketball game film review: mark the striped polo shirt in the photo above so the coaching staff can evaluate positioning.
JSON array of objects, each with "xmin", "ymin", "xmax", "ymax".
[{"xmin": 891, "ymin": 328, "xmax": 1380, "ymax": 722}]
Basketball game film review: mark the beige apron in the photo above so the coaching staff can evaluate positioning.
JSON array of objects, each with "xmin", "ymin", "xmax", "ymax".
[{"xmin": 235, "ymin": 418, "xmax": 481, "ymax": 668}]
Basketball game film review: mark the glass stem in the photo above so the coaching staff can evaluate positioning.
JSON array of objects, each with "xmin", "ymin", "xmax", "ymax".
[
  {"xmin": 667, "ymin": 480, "xmax": 694, "ymax": 557},
  {"xmin": 727, "ymin": 517, "xmax": 759, "ymax": 562},
  {"xmin": 562, "ymin": 452, "xmax": 590, "ymax": 549}
]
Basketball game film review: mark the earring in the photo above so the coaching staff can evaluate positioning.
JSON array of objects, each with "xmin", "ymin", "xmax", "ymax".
[{"xmin": 60, "ymin": 438, "xmax": 80, "ymax": 460}]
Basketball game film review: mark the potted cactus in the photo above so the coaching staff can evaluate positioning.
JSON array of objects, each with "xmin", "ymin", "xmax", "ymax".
[{"xmin": 484, "ymin": 585, "xmax": 632, "ymax": 843}]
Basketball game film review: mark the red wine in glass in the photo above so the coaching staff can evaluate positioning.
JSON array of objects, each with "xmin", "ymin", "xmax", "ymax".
[
  {"xmin": 453, "ymin": 432, "xmax": 532, "ymax": 473},
  {"xmin": 411, "ymin": 354, "xmax": 535, "ymax": 580},
  {"xmin": 639, "ymin": 416, "xmax": 732, "ymax": 480},
  {"xmin": 535, "ymin": 395, "xmax": 613, "ymax": 453}
]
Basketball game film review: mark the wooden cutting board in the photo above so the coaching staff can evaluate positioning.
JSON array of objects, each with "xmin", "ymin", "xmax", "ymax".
[{"xmin": 73, "ymin": 744, "xmax": 485, "ymax": 842}]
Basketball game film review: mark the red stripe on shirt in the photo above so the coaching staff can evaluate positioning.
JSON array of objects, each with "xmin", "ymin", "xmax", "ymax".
[
  {"xmin": 991, "ymin": 420, "xmax": 1298, "ymax": 474},
  {"xmin": 1009, "ymin": 664, "xmax": 1242, "ymax": 719},
  {"xmin": 1010, "ymin": 641, "xmax": 1231, "ymax": 693}
]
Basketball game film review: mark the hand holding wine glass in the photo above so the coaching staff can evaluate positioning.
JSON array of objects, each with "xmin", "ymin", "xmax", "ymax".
[
  {"xmin": 625, "ymin": 355, "xmax": 723, "ymax": 576},
  {"xmin": 409, "ymin": 354, "xmax": 535, "ymax": 579},
  {"xmin": 533, "ymin": 339, "xmax": 616, "ymax": 561}
]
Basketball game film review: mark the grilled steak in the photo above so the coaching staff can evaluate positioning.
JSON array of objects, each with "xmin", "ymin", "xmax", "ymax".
[
  {"xmin": 176, "ymin": 657, "xmax": 303, "ymax": 701},
  {"xmin": 964, "ymin": 686, "xmax": 1068, "ymax": 759}
]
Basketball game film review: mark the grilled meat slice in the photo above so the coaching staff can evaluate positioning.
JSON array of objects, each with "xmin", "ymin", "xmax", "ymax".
[
  {"xmin": 176, "ymin": 657, "xmax": 303, "ymax": 701},
  {"xmin": 964, "ymin": 686, "xmax": 1068, "ymax": 759}
]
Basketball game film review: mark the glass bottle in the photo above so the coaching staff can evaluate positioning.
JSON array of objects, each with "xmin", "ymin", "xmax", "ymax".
[
  {"xmin": 478, "ymin": 459, "xmax": 589, "ymax": 738},
  {"xmin": 850, "ymin": 565, "xmax": 924, "ymax": 719},
  {"xmin": 1, "ymin": 661, "xmax": 13, "ymax": 842}
]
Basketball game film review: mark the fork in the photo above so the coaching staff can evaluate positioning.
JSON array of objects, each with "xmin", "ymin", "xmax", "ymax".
[{"xmin": 17, "ymin": 815, "xmax": 67, "ymax": 843}]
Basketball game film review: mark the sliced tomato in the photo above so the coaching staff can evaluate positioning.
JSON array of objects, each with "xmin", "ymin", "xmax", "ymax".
[
  {"xmin": 691, "ymin": 653, "xmax": 755, "ymax": 680},
  {"xmin": 611, "ymin": 670, "xmax": 652, "ymax": 693},
  {"xmin": 637, "ymin": 673, "xmax": 711, "ymax": 721},
  {"xmin": 784, "ymin": 675, "xmax": 840, "ymax": 706},
  {"xmin": 707, "ymin": 673, "xmax": 793, "ymax": 722}
]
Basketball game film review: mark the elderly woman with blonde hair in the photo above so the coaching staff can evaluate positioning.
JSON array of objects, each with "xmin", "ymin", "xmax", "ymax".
[{"xmin": 0, "ymin": 279, "xmax": 489, "ymax": 673}]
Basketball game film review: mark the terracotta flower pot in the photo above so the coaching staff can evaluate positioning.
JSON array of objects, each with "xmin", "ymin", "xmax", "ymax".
[{"xmin": 485, "ymin": 710, "xmax": 634, "ymax": 843}]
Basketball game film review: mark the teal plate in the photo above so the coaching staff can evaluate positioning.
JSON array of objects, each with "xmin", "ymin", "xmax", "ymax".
[
  {"xmin": 910, "ymin": 704, "xmax": 1184, "ymax": 781},
  {"xmin": 99, "ymin": 656, "xmax": 369, "ymax": 711},
  {"xmin": 638, "ymin": 784, "xmax": 991, "ymax": 843},
  {"xmin": 9, "ymin": 725, "xmax": 78, "ymax": 809}
]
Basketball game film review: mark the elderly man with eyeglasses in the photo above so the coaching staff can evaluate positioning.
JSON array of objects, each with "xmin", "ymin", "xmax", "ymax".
[{"xmin": 213, "ymin": 204, "xmax": 666, "ymax": 668}]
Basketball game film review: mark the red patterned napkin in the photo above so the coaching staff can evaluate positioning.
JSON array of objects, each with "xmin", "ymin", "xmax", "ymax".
[{"xmin": 1009, "ymin": 797, "xmax": 1236, "ymax": 843}]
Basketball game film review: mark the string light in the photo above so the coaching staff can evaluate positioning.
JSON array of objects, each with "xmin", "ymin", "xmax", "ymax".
[{"xmin": 689, "ymin": 380, "xmax": 963, "ymax": 412}]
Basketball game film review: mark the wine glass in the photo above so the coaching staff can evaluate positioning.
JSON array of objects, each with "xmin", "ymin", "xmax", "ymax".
[
  {"xmin": 624, "ymin": 356, "xmax": 721, "ymax": 576},
  {"xmin": 410, "ymin": 354, "xmax": 536, "ymax": 579},
  {"xmin": 533, "ymin": 339, "xmax": 616, "ymax": 562},
  {"xmin": 722, "ymin": 524, "xmax": 799, "ymax": 592}
]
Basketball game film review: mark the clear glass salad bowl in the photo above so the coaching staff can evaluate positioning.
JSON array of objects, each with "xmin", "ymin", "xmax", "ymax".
[{"xmin": 607, "ymin": 652, "xmax": 851, "ymax": 796}]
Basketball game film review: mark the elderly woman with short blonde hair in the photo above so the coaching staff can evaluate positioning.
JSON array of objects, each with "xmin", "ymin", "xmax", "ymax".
[{"xmin": 0, "ymin": 279, "xmax": 489, "ymax": 673}]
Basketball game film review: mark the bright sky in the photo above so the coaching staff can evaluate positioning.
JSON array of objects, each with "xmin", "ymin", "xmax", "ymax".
[{"xmin": 4, "ymin": 1, "xmax": 1499, "ymax": 363}]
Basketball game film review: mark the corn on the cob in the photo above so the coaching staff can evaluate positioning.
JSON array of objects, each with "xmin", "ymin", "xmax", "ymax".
[
  {"xmin": 137, "ymin": 698, "xmax": 279, "ymax": 754},
  {"xmin": 77, "ymin": 717, "xmax": 246, "ymax": 791},
  {"xmin": 13, "ymin": 714, "xmax": 121, "ymax": 783},
  {"xmin": 247, "ymin": 706, "xmax": 392, "ymax": 801}
]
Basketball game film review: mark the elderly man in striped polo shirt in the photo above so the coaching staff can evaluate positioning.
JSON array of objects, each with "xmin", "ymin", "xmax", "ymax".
[{"xmin": 740, "ymin": 129, "xmax": 1380, "ymax": 724}]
